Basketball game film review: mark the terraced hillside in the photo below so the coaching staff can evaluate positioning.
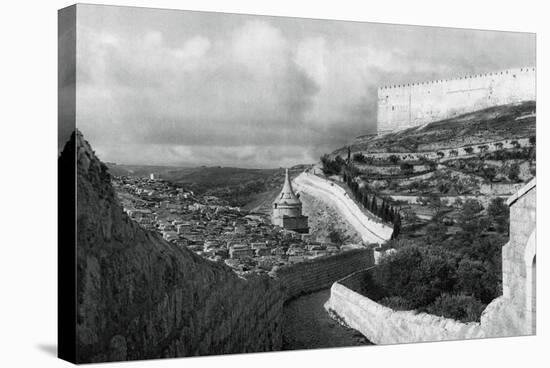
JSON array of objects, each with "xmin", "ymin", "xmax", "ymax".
[
  {"xmin": 323, "ymin": 101, "xmax": 535, "ymax": 240},
  {"xmin": 317, "ymin": 101, "xmax": 536, "ymax": 322}
]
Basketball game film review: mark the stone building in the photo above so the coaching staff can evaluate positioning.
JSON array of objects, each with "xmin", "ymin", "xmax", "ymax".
[
  {"xmin": 272, "ymin": 169, "xmax": 309, "ymax": 233},
  {"xmin": 378, "ymin": 66, "xmax": 536, "ymax": 134},
  {"xmin": 482, "ymin": 178, "xmax": 536, "ymax": 336}
]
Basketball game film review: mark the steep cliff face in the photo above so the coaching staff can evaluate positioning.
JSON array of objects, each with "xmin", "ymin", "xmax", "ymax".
[{"xmin": 66, "ymin": 132, "xmax": 283, "ymax": 363}]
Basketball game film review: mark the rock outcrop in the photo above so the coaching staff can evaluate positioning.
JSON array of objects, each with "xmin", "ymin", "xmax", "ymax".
[{"xmin": 65, "ymin": 132, "xmax": 284, "ymax": 363}]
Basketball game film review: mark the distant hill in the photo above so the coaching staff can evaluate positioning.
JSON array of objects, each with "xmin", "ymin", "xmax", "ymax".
[{"xmin": 106, "ymin": 163, "xmax": 311, "ymax": 208}]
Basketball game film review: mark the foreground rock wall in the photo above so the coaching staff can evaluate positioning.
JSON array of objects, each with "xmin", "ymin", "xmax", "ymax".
[
  {"xmin": 72, "ymin": 132, "xmax": 285, "ymax": 363},
  {"xmin": 70, "ymin": 131, "xmax": 376, "ymax": 363},
  {"xmin": 325, "ymin": 270, "xmax": 484, "ymax": 345},
  {"xmin": 271, "ymin": 249, "xmax": 374, "ymax": 300}
]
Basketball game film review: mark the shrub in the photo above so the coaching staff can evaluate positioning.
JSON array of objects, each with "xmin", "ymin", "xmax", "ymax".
[
  {"xmin": 508, "ymin": 163, "xmax": 520, "ymax": 182},
  {"xmin": 372, "ymin": 245, "xmax": 459, "ymax": 308},
  {"xmin": 378, "ymin": 296, "xmax": 415, "ymax": 311},
  {"xmin": 353, "ymin": 152, "xmax": 366, "ymax": 163},
  {"xmin": 423, "ymin": 293, "xmax": 486, "ymax": 323},
  {"xmin": 400, "ymin": 162, "xmax": 414, "ymax": 174},
  {"xmin": 487, "ymin": 197, "xmax": 509, "ymax": 234},
  {"xmin": 320, "ymin": 154, "xmax": 345, "ymax": 175},
  {"xmin": 388, "ymin": 155, "xmax": 400, "ymax": 164},
  {"xmin": 455, "ymin": 258, "xmax": 501, "ymax": 304}
]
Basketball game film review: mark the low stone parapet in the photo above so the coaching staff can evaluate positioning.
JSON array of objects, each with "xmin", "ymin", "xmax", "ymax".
[{"xmin": 325, "ymin": 269, "xmax": 485, "ymax": 345}]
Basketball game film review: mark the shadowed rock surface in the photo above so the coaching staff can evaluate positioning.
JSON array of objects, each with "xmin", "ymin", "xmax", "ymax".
[{"xmin": 67, "ymin": 131, "xmax": 284, "ymax": 363}]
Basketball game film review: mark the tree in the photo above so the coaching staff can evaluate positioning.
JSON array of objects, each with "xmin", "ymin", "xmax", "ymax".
[
  {"xmin": 458, "ymin": 199, "xmax": 485, "ymax": 236},
  {"xmin": 372, "ymin": 245, "xmax": 459, "ymax": 308},
  {"xmin": 508, "ymin": 163, "xmax": 520, "ymax": 182},
  {"xmin": 487, "ymin": 197, "xmax": 509, "ymax": 234},
  {"xmin": 464, "ymin": 147, "xmax": 474, "ymax": 154},
  {"xmin": 388, "ymin": 155, "xmax": 400, "ymax": 164},
  {"xmin": 400, "ymin": 162, "xmax": 414, "ymax": 175},
  {"xmin": 455, "ymin": 258, "xmax": 500, "ymax": 304},
  {"xmin": 371, "ymin": 196, "xmax": 378, "ymax": 214},
  {"xmin": 425, "ymin": 221, "xmax": 447, "ymax": 245},
  {"xmin": 391, "ymin": 213, "xmax": 401, "ymax": 239},
  {"xmin": 362, "ymin": 192, "xmax": 370, "ymax": 209}
]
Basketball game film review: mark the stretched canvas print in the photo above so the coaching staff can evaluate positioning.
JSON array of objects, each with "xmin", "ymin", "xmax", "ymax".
[{"xmin": 58, "ymin": 3, "xmax": 537, "ymax": 364}]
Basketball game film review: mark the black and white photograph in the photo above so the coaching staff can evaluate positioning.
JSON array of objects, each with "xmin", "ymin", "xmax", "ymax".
[{"xmin": 1, "ymin": 1, "xmax": 548, "ymax": 367}]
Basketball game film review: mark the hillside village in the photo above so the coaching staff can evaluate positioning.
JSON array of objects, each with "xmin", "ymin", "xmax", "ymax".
[{"xmin": 112, "ymin": 175, "xmax": 367, "ymax": 276}]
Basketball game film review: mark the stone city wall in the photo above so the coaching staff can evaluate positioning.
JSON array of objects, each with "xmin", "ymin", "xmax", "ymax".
[
  {"xmin": 325, "ymin": 269, "xmax": 485, "ymax": 345},
  {"xmin": 378, "ymin": 67, "xmax": 535, "ymax": 133},
  {"xmin": 270, "ymin": 248, "xmax": 375, "ymax": 300}
]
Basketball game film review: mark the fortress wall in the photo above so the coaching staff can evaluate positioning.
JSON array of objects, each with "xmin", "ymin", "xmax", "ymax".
[
  {"xmin": 378, "ymin": 67, "xmax": 536, "ymax": 133},
  {"xmin": 270, "ymin": 248, "xmax": 375, "ymax": 300},
  {"xmin": 325, "ymin": 269, "xmax": 484, "ymax": 345}
]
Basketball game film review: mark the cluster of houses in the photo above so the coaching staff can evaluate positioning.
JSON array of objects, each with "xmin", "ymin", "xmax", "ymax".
[{"xmin": 112, "ymin": 175, "xmax": 367, "ymax": 275}]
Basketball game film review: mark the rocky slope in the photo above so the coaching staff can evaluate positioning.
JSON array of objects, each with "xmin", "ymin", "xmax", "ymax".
[
  {"xmin": 67, "ymin": 131, "xmax": 284, "ymax": 363},
  {"xmin": 334, "ymin": 101, "xmax": 535, "ymax": 155}
]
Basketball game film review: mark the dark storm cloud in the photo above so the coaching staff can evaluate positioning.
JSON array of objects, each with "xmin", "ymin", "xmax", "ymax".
[{"xmin": 74, "ymin": 4, "xmax": 535, "ymax": 168}]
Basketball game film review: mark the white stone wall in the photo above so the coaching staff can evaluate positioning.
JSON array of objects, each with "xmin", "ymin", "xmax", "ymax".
[
  {"xmin": 483, "ymin": 182, "xmax": 536, "ymax": 336},
  {"xmin": 378, "ymin": 67, "xmax": 536, "ymax": 133},
  {"xmin": 325, "ymin": 276, "xmax": 484, "ymax": 344},
  {"xmin": 293, "ymin": 172, "xmax": 393, "ymax": 243},
  {"xmin": 326, "ymin": 181, "xmax": 536, "ymax": 344}
]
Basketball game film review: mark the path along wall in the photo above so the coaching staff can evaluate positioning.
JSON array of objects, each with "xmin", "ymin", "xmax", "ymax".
[
  {"xmin": 293, "ymin": 172, "xmax": 393, "ymax": 243},
  {"xmin": 271, "ymin": 249, "xmax": 375, "ymax": 300},
  {"xmin": 325, "ymin": 269, "xmax": 485, "ymax": 344},
  {"xmin": 378, "ymin": 67, "xmax": 535, "ymax": 133}
]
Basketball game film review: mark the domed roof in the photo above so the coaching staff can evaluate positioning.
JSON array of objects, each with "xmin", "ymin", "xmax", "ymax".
[{"xmin": 274, "ymin": 168, "xmax": 302, "ymax": 206}]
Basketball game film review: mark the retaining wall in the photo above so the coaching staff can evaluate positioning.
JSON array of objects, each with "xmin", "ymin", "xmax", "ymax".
[
  {"xmin": 293, "ymin": 172, "xmax": 393, "ymax": 243},
  {"xmin": 270, "ymin": 249, "xmax": 375, "ymax": 300},
  {"xmin": 325, "ymin": 269, "xmax": 485, "ymax": 345}
]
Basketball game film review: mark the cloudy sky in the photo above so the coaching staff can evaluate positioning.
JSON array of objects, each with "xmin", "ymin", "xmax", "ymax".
[{"xmin": 64, "ymin": 4, "xmax": 535, "ymax": 168}]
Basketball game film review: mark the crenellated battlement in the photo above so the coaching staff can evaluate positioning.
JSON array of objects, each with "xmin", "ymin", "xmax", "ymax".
[
  {"xmin": 377, "ymin": 66, "xmax": 536, "ymax": 134},
  {"xmin": 379, "ymin": 67, "xmax": 536, "ymax": 91}
]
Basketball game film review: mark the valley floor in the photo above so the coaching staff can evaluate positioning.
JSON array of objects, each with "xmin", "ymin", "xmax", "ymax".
[{"xmin": 282, "ymin": 289, "xmax": 372, "ymax": 350}]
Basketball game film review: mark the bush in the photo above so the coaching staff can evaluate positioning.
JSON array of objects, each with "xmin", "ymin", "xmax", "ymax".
[
  {"xmin": 487, "ymin": 197, "xmax": 509, "ymax": 233},
  {"xmin": 388, "ymin": 155, "xmax": 400, "ymax": 164},
  {"xmin": 378, "ymin": 296, "xmax": 415, "ymax": 311},
  {"xmin": 508, "ymin": 163, "xmax": 520, "ymax": 182},
  {"xmin": 372, "ymin": 245, "xmax": 459, "ymax": 308},
  {"xmin": 422, "ymin": 293, "xmax": 486, "ymax": 323},
  {"xmin": 456, "ymin": 258, "xmax": 501, "ymax": 304},
  {"xmin": 400, "ymin": 162, "xmax": 414, "ymax": 174},
  {"xmin": 353, "ymin": 153, "xmax": 366, "ymax": 163},
  {"xmin": 320, "ymin": 154, "xmax": 344, "ymax": 175}
]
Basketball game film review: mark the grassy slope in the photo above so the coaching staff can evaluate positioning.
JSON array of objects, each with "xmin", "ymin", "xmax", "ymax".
[{"xmin": 333, "ymin": 101, "xmax": 536, "ymax": 155}]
